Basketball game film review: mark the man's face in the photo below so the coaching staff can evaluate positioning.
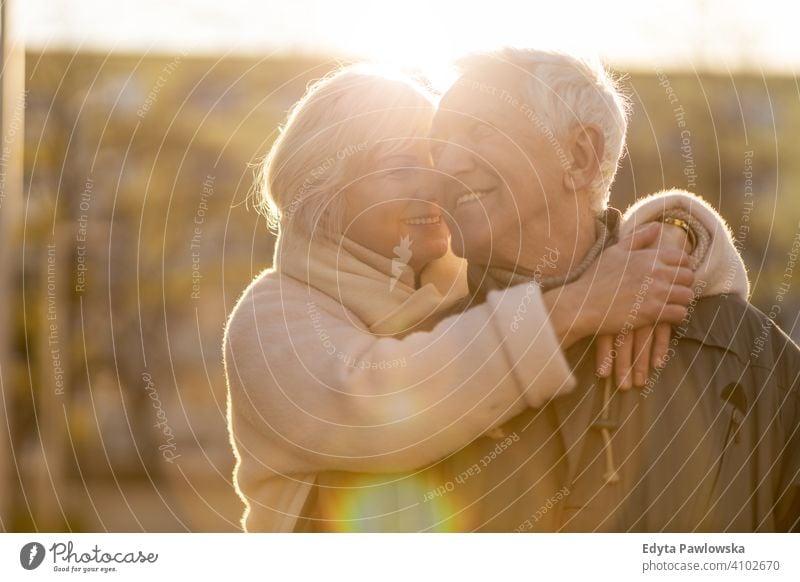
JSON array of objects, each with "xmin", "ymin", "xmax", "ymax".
[{"xmin": 431, "ymin": 73, "xmax": 570, "ymax": 264}]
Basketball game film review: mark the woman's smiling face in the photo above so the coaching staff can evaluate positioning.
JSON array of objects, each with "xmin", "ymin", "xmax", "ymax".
[
  {"xmin": 342, "ymin": 137, "xmax": 450, "ymax": 274},
  {"xmin": 266, "ymin": 66, "xmax": 451, "ymax": 273}
]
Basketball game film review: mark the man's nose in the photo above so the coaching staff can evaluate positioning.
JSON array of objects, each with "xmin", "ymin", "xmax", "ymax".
[{"xmin": 434, "ymin": 141, "xmax": 474, "ymax": 177}]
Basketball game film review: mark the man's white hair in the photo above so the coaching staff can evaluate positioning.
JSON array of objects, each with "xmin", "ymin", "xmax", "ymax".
[{"xmin": 458, "ymin": 48, "xmax": 630, "ymax": 213}]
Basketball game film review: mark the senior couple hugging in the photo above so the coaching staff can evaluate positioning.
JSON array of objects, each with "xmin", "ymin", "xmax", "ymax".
[{"xmin": 224, "ymin": 48, "xmax": 800, "ymax": 532}]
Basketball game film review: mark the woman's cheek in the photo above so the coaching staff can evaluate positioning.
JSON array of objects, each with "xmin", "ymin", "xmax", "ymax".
[{"xmin": 363, "ymin": 208, "xmax": 401, "ymax": 257}]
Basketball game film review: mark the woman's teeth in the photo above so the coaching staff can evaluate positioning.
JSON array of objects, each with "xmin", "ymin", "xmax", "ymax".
[
  {"xmin": 455, "ymin": 190, "xmax": 491, "ymax": 207},
  {"xmin": 403, "ymin": 215, "xmax": 441, "ymax": 225}
]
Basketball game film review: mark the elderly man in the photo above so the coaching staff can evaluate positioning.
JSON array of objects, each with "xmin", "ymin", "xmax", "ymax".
[{"xmin": 429, "ymin": 48, "xmax": 800, "ymax": 531}]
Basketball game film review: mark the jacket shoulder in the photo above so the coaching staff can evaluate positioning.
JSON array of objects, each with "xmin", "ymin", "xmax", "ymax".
[{"xmin": 682, "ymin": 295, "xmax": 800, "ymax": 374}]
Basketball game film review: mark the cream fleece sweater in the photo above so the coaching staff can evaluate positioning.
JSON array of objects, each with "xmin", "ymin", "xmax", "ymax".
[
  {"xmin": 225, "ymin": 272, "xmax": 574, "ymax": 531},
  {"xmin": 224, "ymin": 190, "xmax": 749, "ymax": 532}
]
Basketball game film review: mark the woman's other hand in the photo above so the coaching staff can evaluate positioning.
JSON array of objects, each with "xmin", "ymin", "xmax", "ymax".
[
  {"xmin": 595, "ymin": 221, "xmax": 693, "ymax": 389},
  {"xmin": 544, "ymin": 222, "xmax": 695, "ymax": 349}
]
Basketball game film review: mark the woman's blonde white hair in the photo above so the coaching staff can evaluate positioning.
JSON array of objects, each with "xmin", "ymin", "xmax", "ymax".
[
  {"xmin": 258, "ymin": 64, "xmax": 436, "ymax": 240},
  {"xmin": 457, "ymin": 48, "xmax": 630, "ymax": 214}
]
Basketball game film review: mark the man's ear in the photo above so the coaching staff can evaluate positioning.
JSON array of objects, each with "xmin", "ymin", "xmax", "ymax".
[{"xmin": 563, "ymin": 124, "xmax": 604, "ymax": 193}]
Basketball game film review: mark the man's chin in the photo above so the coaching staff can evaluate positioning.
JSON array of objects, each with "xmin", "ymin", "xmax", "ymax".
[
  {"xmin": 448, "ymin": 221, "xmax": 493, "ymax": 263},
  {"xmin": 450, "ymin": 237, "xmax": 468, "ymax": 259}
]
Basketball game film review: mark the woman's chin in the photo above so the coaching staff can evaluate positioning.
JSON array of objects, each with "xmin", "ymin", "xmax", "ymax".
[
  {"xmin": 412, "ymin": 239, "xmax": 450, "ymax": 269},
  {"xmin": 402, "ymin": 222, "xmax": 449, "ymax": 243},
  {"xmin": 391, "ymin": 223, "xmax": 451, "ymax": 270}
]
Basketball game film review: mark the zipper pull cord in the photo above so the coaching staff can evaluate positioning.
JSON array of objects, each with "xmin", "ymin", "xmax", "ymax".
[{"xmin": 599, "ymin": 375, "xmax": 620, "ymax": 484}]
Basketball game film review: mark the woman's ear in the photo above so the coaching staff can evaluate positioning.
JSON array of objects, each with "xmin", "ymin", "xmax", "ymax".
[{"xmin": 563, "ymin": 124, "xmax": 604, "ymax": 193}]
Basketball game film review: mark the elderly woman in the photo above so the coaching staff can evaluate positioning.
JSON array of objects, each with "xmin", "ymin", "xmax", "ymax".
[{"xmin": 224, "ymin": 65, "xmax": 745, "ymax": 532}]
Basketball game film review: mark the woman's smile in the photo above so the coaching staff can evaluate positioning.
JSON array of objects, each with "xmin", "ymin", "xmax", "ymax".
[{"xmin": 401, "ymin": 214, "xmax": 442, "ymax": 226}]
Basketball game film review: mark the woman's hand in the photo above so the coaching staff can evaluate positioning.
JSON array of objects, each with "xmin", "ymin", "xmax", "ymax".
[
  {"xmin": 595, "ymin": 222, "xmax": 693, "ymax": 389},
  {"xmin": 543, "ymin": 222, "xmax": 695, "ymax": 349},
  {"xmin": 595, "ymin": 323, "xmax": 672, "ymax": 389}
]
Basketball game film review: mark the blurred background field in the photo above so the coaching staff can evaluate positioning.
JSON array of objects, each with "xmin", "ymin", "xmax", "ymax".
[{"xmin": 2, "ymin": 0, "xmax": 800, "ymax": 532}]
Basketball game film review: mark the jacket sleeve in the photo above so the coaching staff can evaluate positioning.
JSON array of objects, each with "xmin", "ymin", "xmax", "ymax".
[
  {"xmin": 777, "ymin": 397, "xmax": 800, "ymax": 531},
  {"xmin": 619, "ymin": 189, "xmax": 750, "ymax": 299},
  {"xmin": 224, "ymin": 279, "xmax": 575, "ymax": 474},
  {"xmin": 776, "ymin": 330, "xmax": 800, "ymax": 532}
]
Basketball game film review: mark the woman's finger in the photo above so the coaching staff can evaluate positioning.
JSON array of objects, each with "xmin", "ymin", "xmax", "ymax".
[
  {"xmin": 621, "ymin": 222, "xmax": 660, "ymax": 250},
  {"xmin": 669, "ymin": 266, "xmax": 695, "ymax": 287},
  {"xmin": 666, "ymin": 284, "xmax": 695, "ymax": 306},
  {"xmin": 658, "ymin": 304, "xmax": 690, "ymax": 325},
  {"xmin": 651, "ymin": 322, "xmax": 673, "ymax": 369},
  {"xmin": 632, "ymin": 326, "xmax": 654, "ymax": 388},
  {"xmin": 615, "ymin": 332, "xmax": 634, "ymax": 390},
  {"xmin": 657, "ymin": 247, "xmax": 691, "ymax": 267}
]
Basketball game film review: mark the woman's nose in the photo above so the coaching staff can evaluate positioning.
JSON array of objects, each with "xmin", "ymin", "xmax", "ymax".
[{"xmin": 414, "ymin": 171, "xmax": 446, "ymax": 207}]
